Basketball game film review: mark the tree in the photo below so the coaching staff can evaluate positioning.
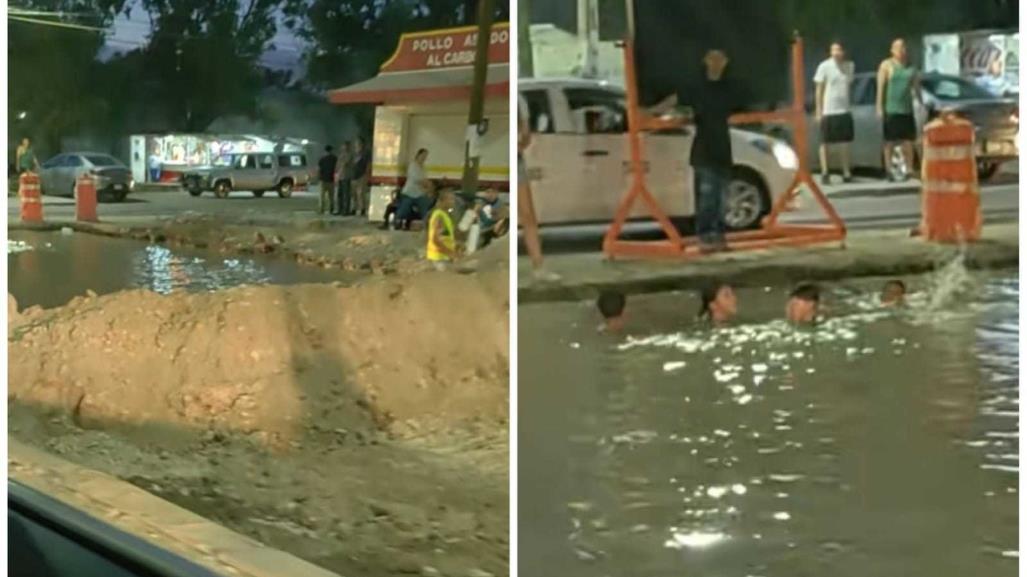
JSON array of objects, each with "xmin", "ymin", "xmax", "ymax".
[{"xmin": 8, "ymin": 0, "xmax": 126, "ymax": 157}]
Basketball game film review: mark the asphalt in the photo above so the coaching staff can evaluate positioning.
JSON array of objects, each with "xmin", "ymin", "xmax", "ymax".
[{"xmin": 7, "ymin": 188, "xmax": 344, "ymax": 228}]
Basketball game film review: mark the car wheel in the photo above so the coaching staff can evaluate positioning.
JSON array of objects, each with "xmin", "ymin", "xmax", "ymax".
[
  {"xmin": 187, "ymin": 187, "xmax": 203, "ymax": 197},
  {"xmin": 977, "ymin": 160, "xmax": 1000, "ymax": 181},
  {"xmin": 113, "ymin": 190, "xmax": 128, "ymax": 202},
  {"xmin": 252, "ymin": 190, "xmax": 266, "ymax": 198},
  {"xmin": 723, "ymin": 168, "xmax": 771, "ymax": 231},
  {"xmin": 214, "ymin": 181, "xmax": 231, "ymax": 199},
  {"xmin": 277, "ymin": 179, "xmax": 293, "ymax": 198}
]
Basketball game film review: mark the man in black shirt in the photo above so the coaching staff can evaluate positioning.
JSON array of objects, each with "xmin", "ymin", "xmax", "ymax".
[
  {"xmin": 317, "ymin": 145, "xmax": 338, "ymax": 215},
  {"xmin": 653, "ymin": 49, "xmax": 742, "ymax": 252}
]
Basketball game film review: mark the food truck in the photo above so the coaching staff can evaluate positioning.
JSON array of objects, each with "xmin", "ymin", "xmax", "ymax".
[
  {"xmin": 924, "ymin": 29, "xmax": 1019, "ymax": 97},
  {"xmin": 128, "ymin": 134, "xmax": 313, "ymax": 184},
  {"xmin": 328, "ymin": 22, "xmax": 510, "ymax": 221}
]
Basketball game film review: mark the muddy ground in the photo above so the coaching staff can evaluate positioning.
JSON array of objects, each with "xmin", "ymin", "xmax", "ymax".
[{"xmin": 8, "ymin": 263, "xmax": 509, "ymax": 577}]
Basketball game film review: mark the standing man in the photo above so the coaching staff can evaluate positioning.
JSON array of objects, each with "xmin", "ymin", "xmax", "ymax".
[
  {"xmin": 334, "ymin": 141, "xmax": 353, "ymax": 215},
  {"xmin": 317, "ymin": 145, "xmax": 338, "ymax": 215},
  {"xmin": 351, "ymin": 136, "xmax": 371, "ymax": 216},
  {"xmin": 876, "ymin": 38, "xmax": 921, "ymax": 181},
  {"xmin": 148, "ymin": 145, "xmax": 162, "ymax": 182},
  {"xmin": 395, "ymin": 148, "xmax": 434, "ymax": 230},
  {"xmin": 814, "ymin": 41, "xmax": 855, "ymax": 184},
  {"xmin": 15, "ymin": 138, "xmax": 38, "ymax": 174},
  {"xmin": 653, "ymin": 49, "xmax": 743, "ymax": 252}
]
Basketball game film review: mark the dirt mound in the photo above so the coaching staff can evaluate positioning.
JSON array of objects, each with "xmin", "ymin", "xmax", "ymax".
[{"xmin": 8, "ymin": 270, "xmax": 508, "ymax": 445}]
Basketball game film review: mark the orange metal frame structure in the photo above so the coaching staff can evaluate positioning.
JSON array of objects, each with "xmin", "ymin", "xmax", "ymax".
[{"xmin": 602, "ymin": 34, "xmax": 847, "ymax": 260}]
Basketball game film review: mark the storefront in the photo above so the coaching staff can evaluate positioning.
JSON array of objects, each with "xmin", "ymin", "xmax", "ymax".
[{"xmin": 328, "ymin": 22, "xmax": 510, "ymax": 220}]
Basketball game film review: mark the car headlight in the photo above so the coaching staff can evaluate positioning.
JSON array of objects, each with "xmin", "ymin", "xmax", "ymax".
[
  {"xmin": 772, "ymin": 141, "xmax": 799, "ymax": 170},
  {"xmin": 750, "ymin": 137, "xmax": 799, "ymax": 170}
]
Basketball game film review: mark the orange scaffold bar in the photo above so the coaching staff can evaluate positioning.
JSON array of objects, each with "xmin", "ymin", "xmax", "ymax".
[{"xmin": 602, "ymin": 32, "xmax": 847, "ymax": 260}]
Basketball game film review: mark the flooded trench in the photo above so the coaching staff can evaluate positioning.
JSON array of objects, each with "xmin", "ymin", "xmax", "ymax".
[
  {"xmin": 8, "ymin": 230, "xmax": 349, "ymax": 309},
  {"xmin": 520, "ymin": 268, "xmax": 1017, "ymax": 577}
]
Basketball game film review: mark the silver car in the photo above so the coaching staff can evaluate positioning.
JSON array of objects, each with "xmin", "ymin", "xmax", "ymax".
[
  {"xmin": 181, "ymin": 152, "xmax": 310, "ymax": 199},
  {"xmin": 39, "ymin": 153, "xmax": 134, "ymax": 202},
  {"xmin": 805, "ymin": 72, "xmax": 1019, "ymax": 180}
]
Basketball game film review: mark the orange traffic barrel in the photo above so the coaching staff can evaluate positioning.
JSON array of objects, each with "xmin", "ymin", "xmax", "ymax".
[
  {"xmin": 920, "ymin": 112, "xmax": 981, "ymax": 243},
  {"xmin": 18, "ymin": 172, "xmax": 43, "ymax": 223},
  {"xmin": 75, "ymin": 173, "xmax": 99, "ymax": 222}
]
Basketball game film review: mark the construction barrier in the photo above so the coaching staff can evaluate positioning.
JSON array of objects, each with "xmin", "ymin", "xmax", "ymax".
[
  {"xmin": 920, "ymin": 112, "xmax": 981, "ymax": 243},
  {"xmin": 19, "ymin": 172, "xmax": 43, "ymax": 223},
  {"xmin": 602, "ymin": 32, "xmax": 846, "ymax": 260},
  {"xmin": 75, "ymin": 173, "xmax": 99, "ymax": 222}
]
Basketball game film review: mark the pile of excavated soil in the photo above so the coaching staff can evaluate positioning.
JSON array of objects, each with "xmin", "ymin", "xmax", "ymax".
[
  {"xmin": 9, "ymin": 269, "xmax": 508, "ymax": 444},
  {"xmin": 9, "ymin": 269, "xmax": 509, "ymax": 576}
]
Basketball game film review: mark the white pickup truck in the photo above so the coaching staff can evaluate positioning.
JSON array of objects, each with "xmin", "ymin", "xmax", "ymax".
[{"xmin": 519, "ymin": 77, "xmax": 799, "ymax": 232}]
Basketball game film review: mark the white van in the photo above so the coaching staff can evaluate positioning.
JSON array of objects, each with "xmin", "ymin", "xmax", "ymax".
[{"xmin": 519, "ymin": 77, "xmax": 799, "ymax": 232}]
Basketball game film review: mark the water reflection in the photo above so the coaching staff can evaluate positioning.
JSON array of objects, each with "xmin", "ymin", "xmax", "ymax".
[
  {"xmin": 9, "ymin": 231, "xmax": 347, "ymax": 309},
  {"xmin": 520, "ymin": 272, "xmax": 1018, "ymax": 577}
]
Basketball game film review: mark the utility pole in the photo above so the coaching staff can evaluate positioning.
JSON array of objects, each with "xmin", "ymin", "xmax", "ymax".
[
  {"xmin": 460, "ymin": 0, "xmax": 495, "ymax": 199},
  {"xmin": 518, "ymin": 0, "xmax": 533, "ymax": 77}
]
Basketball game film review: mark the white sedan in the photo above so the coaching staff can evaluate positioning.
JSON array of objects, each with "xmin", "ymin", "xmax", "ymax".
[{"xmin": 520, "ymin": 77, "xmax": 798, "ymax": 232}]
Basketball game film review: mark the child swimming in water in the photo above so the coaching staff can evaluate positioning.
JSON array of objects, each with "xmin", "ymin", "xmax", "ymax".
[
  {"xmin": 786, "ymin": 283, "xmax": 821, "ymax": 324},
  {"xmin": 697, "ymin": 282, "xmax": 737, "ymax": 325},
  {"xmin": 597, "ymin": 290, "xmax": 627, "ymax": 333},
  {"xmin": 880, "ymin": 279, "xmax": 906, "ymax": 306}
]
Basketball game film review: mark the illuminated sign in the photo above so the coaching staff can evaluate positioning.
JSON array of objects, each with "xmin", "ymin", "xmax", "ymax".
[{"xmin": 380, "ymin": 22, "xmax": 510, "ymax": 73}]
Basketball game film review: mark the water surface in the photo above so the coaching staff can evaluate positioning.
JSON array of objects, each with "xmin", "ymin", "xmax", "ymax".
[{"xmin": 520, "ymin": 270, "xmax": 1017, "ymax": 576}]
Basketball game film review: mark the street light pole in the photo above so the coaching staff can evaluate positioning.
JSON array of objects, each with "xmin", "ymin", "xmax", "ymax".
[
  {"xmin": 460, "ymin": 0, "xmax": 495, "ymax": 199},
  {"xmin": 518, "ymin": 0, "xmax": 533, "ymax": 77}
]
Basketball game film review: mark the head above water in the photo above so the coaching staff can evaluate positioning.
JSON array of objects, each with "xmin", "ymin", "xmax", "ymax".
[
  {"xmin": 830, "ymin": 41, "xmax": 845, "ymax": 62},
  {"xmin": 881, "ymin": 279, "xmax": 907, "ymax": 306},
  {"xmin": 597, "ymin": 290, "xmax": 627, "ymax": 331},
  {"xmin": 415, "ymin": 148, "xmax": 429, "ymax": 163},
  {"xmin": 698, "ymin": 282, "xmax": 737, "ymax": 324},
  {"xmin": 786, "ymin": 283, "xmax": 821, "ymax": 324},
  {"xmin": 703, "ymin": 49, "xmax": 729, "ymax": 81},
  {"xmin": 890, "ymin": 38, "xmax": 907, "ymax": 62}
]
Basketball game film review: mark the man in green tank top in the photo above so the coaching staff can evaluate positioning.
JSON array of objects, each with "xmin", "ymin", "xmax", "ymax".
[{"xmin": 875, "ymin": 38, "xmax": 921, "ymax": 181}]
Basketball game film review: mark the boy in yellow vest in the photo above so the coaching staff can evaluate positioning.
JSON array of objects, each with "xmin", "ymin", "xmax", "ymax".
[{"xmin": 427, "ymin": 190, "xmax": 459, "ymax": 270}]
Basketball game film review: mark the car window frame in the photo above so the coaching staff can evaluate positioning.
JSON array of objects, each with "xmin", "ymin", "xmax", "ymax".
[
  {"xmin": 562, "ymin": 86, "xmax": 629, "ymax": 134},
  {"xmin": 42, "ymin": 155, "xmax": 66, "ymax": 170},
  {"xmin": 258, "ymin": 154, "xmax": 274, "ymax": 170},
  {"xmin": 520, "ymin": 88, "xmax": 555, "ymax": 134},
  {"xmin": 64, "ymin": 155, "xmax": 84, "ymax": 168}
]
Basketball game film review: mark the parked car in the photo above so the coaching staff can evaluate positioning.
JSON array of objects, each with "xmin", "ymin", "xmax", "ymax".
[
  {"xmin": 182, "ymin": 151, "xmax": 309, "ymax": 198},
  {"xmin": 519, "ymin": 77, "xmax": 798, "ymax": 231},
  {"xmin": 806, "ymin": 72, "xmax": 1019, "ymax": 180},
  {"xmin": 38, "ymin": 153, "xmax": 134, "ymax": 202}
]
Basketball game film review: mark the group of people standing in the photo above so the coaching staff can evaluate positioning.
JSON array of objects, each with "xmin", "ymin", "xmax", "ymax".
[
  {"xmin": 317, "ymin": 137, "xmax": 371, "ymax": 216},
  {"xmin": 814, "ymin": 38, "xmax": 921, "ymax": 185},
  {"xmin": 644, "ymin": 37, "xmax": 923, "ymax": 254}
]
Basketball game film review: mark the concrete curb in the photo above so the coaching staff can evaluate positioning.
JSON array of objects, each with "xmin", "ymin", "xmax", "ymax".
[
  {"xmin": 519, "ymin": 224, "xmax": 1019, "ymax": 304},
  {"xmin": 9, "ymin": 439, "xmax": 341, "ymax": 577}
]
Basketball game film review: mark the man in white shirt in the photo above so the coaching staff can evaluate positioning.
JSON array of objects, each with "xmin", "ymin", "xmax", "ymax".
[
  {"xmin": 394, "ymin": 148, "xmax": 434, "ymax": 230},
  {"xmin": 814, "ymin": 41, "xmax": 855, "ymax": 184}
]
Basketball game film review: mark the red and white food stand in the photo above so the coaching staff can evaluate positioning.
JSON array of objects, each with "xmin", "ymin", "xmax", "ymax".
[{"xmin": 328, "ymin": 22, "xmax": 510, "ymax": 220}]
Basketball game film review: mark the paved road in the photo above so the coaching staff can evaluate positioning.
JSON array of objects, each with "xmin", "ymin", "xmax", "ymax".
[
  {"xmin": 530, "ymin": 175, "xmax": 1018, "ymax": 251},
  {"xmin": 8, "ymin": 189, "xmax": 329, "ymax": 223}
]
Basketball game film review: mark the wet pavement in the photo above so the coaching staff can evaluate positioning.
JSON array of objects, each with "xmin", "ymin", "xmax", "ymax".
[{"xmin": 519, "ymin": 268, "xmax": 1017, "ymax": 576}]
